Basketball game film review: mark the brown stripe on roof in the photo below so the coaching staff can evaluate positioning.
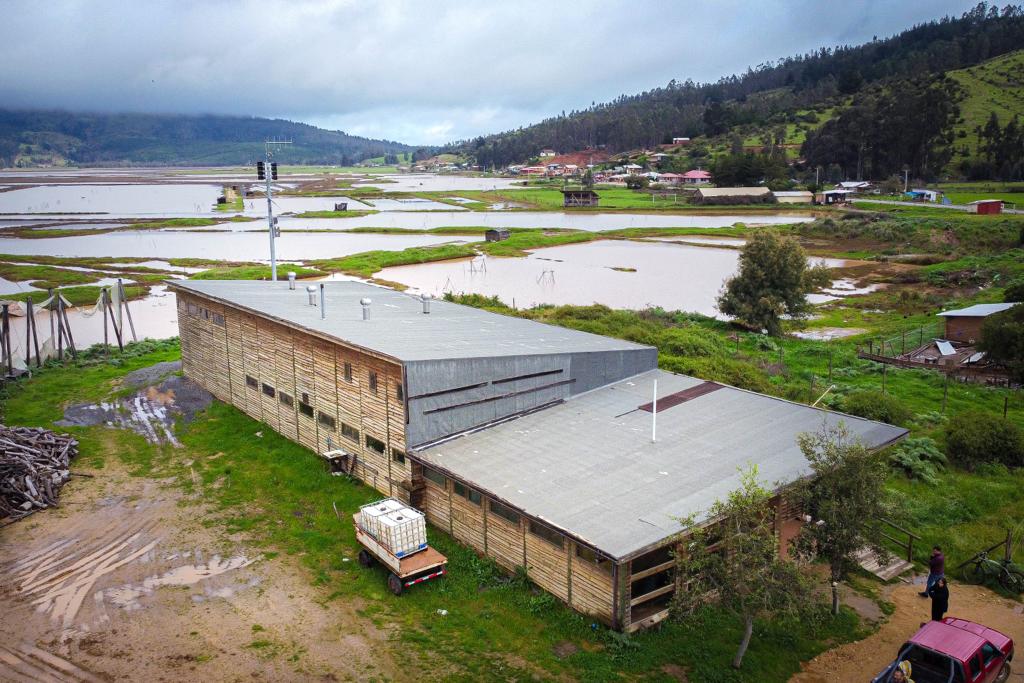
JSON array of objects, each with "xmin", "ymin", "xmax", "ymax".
[{"xmin": 639, "ymin": 381, "xmax": 723, "ymax": 413}]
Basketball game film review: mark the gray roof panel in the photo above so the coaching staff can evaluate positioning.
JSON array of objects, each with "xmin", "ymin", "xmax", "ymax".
[
  {"xmin": 415, "ymin": 370, "xmax": 907, "ymax": 560},
  {"xmin": 170, "ymin": 280, "xmax": 651, "ymax": 362}
]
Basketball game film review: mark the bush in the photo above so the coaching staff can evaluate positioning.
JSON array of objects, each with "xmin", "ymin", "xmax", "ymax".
[
  {"xmin": 889, "ymin": 437, "xmax": 948, "ymax": 484},
  {"xmin": 659, "ymin": 327, "xmax": 726, "ymax": 357},
  {"xmin": 945, "ymin": 410, "xmax": 1024, "ymax": 470},
  {"xmin": 1004, "ymin": 279, "xmax": 1024, "ymax": 303},
  {"xmin": 841, "ymin": 390, "xmax": 912, "ymax": 426}
]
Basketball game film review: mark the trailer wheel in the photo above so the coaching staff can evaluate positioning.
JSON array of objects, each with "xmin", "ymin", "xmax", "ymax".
[
  {"xmin": 358, "ymin": 549, "xmax": 373, "ymax": 568},
  {"xmin": 388, "ymin": 572, "xmax": 404, "ymax": 596}
]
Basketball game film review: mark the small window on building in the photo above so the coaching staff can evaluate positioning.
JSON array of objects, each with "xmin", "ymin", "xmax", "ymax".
[
  {"xmin": 576, "ymin": 545, "xmax": 612, "ymax": 572},
  {"xmin": 489, "ymin": 500, "xmax": 520, "ymax": 525},
  {"xmin": 453, "ymin": 481, "xmax": 482, "ymax": 505},
  {"xmin": 396, "ymin": 383, "xmax": 404, "ymax": 401},
  {"xmin": 344, "ymin": 362, "xmax": 353, "ymax": 382},
  {"xmin": 279, "ymin": 392, "xmax": 294, "ymax": 408},
  {"xmin": 529, "ymin": 520, "xmax": 563, "ymax": 549},
  {"xmin": 392, "ymin": 449, "xmax": 406, "ymax": 464},
  {"xmin": 211, "ymin": 312, "xmax": 225, "ymax": 326},
  {"xmin": 423, "ymin": 466, "xmax": 448, "ymax": 489},
  {"xmin": 261, "ymin": 383, "xmax": 275, "ymax": 398},
  {"xmin": 245, "ymin": 375, "xmax": 258, "ymax": 390},
  {"xmin": 365, "ymin": 435, "xmax": 386, "ymax": 455},
  {"xmin": 368, "ymin": 372, "xmax": 378, "ymax": 394},
  {"xmin": 340, "ymin": 422, "xmax": 359, "ymax": 443},
  {"xmin": 202, "ymin": 308, "xmax": 209, "ymax": 320},
  {"xmin": 317, "ymin": 411, "xmax": 336, "ymax": 430},
  {"xmin": 187, "ymin": 302, "xmax": 199, "ymax": 315},
  {"xmin": 299, "ymin": 402, "xmax": 314, "ymax": 418}
]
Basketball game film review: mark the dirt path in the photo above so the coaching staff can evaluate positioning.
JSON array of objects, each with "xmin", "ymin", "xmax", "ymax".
[
  {"xmin": 792, "ymin": 579, "xmax": 1024, "ymax": 682},
  {"xmin": 0, "ymin": 458, "xmax": 412, "ymax": 682}
]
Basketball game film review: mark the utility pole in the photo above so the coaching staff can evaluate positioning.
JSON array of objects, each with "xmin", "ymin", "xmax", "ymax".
[
  {"xmin": 903, "ymin": 167, "xmax": 909, "ymax": 194},
  {"xmin": 259, "ymin": 140, "xmax": 292, "ymax": 281}
]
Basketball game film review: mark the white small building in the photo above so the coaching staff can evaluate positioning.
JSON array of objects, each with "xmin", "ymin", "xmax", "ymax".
[{"xmin": 773, "ymin": 190, "xmax": 814, "ymax": 204}]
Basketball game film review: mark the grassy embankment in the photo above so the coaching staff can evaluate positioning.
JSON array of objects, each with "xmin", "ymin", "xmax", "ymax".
[{"xmin": 1, "ymin": 341, "xmax": 865, "ymax": 681}]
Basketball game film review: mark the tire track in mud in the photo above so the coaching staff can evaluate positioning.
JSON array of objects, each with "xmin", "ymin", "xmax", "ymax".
[{"xmin": 0, "ymin": 642, "xmax": 104, "ymax": 682}]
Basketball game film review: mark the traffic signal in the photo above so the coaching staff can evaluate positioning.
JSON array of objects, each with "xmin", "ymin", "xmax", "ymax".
[
  {"xmin": 256, "ymin": 161, "xmax": 265, "ymax": 180},
  {"xmin": 271, "ymin": 162, "xmax": 278, "ymax": 180}
]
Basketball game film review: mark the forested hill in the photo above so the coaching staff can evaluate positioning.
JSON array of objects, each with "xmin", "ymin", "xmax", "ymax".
[
  {"xmin": 448, "ymin": 3, "xmax": 1024, "ymax": 168},
  {"xmin": 0, "ymin": 110, "xmax": 414, "ymax": 167}
]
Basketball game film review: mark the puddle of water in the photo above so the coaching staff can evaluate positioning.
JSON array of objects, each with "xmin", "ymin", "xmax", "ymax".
[
  {"xmin": 128, "ymin": 260, "xmax": 205, "ymax": 274},
  {"xmin": 446, "ymin": 196, "xmax": 478, "ymax": 204},
  {"xmin": 0, "ymin": 275, "xmax": 43, "ymax": 295},
  {"xmin": 792, "ymin": 327, "xmax": 867, "ymax": 341},
  {"xmin": 0, "ymin": 184, "xmax": 223, "ymax": 217},
  {"xmin": 101, "ymin": 555, "xmax": 254, "ymax": 611},
  {"xmin": 644, "ymin": 235, "xmax": 747, "ymax": 247},
  {"xmin": 242, "ymin": 195, "xmax": 373, "ymax": 215},
  {"xmin": 367, "ymin": 197, "xmax": 464, "ymax": 211},
  {"xmin": 378, "ymin": 240, "xmax": 851, "ymax": 315}
]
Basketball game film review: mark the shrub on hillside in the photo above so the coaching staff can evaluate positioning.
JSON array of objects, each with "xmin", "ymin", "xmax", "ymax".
[
  {"xmin": 944, "ymin": 410, "xmax": 1024, "ymax": 470},
  {"xmin": 1004, "ymin": 279, "xmax": 1024, "ymax": 303},
  {"xmin": 659, "ymin": 356, "xmax": 770, "ymax": 393},
  {"xmin": 659, "ymin": 327, "xmax": 726, "ymax": 357},
  {"xmin": 841, "ymin": 390, "xmax": 912, "ymax": 426},
  {"xmin": 889, "ymin": 437, "xmax": 948, "ymax": 484}
]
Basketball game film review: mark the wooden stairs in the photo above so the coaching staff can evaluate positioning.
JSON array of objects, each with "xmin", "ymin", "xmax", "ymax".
[{"xmin": 854, "ymin": 547, "xmax": 914, "ymax": 581}]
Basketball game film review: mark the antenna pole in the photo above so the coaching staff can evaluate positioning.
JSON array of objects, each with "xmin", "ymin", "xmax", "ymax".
[{"xmin": 651, "ymin": 378, "xmax": 657, "ymax": 443}]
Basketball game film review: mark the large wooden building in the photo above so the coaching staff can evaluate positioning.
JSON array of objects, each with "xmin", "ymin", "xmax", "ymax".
[{"xmin": 171, "ymin": 280, "xmax": 905, "ymax": 631}]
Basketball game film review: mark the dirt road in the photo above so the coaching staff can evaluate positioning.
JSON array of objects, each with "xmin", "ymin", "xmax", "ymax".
[{"xmin": 793, "ymin": 580, "xmax": 1024, "ymax": 682}]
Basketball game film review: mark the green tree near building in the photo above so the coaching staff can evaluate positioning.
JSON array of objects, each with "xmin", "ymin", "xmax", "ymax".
[
  {"xmin": 717, "ymin": 230, "xmax": 831, "ymax": 335},
  {"xmin": 979, "ymin": 303, "xmax": 1024, "ymax": 383}
]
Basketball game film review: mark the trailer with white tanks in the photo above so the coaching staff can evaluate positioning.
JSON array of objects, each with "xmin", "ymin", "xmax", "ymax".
[{"xmin": 353, "ymin": 498, "xmax": 447, "ymax": 595}]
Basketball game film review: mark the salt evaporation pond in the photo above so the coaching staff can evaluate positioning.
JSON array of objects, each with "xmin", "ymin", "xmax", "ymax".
[
  {"xmin": 0, "ymin": 184, "xmax": 223, "ymax": 216},
  {"xmin": 0, "ymin": 230, "xmax": 478, "ymax": 261},
  {"xmin": 377, "ymin": 240, "xmax": 848, "ymax": 316}
]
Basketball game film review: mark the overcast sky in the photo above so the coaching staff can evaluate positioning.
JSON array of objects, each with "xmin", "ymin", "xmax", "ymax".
[{"xmin": 0, "ymin": 0, "xmax": 980, "ymax": 146}]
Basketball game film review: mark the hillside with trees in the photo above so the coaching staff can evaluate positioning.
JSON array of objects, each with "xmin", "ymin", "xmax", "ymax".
[
  {"xmin": 446, "ymin": 3, "xmax": 1024, "ymax": 179},
  {"xmin": 0, "ymin": 110, "xmax": 414, "ymax": 167}
]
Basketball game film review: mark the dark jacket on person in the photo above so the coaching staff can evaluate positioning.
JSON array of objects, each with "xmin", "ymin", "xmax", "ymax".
[
  {"xmin": 929, "ymin": 551, "xmax": 945, "ymax": 575},
  {"xmin": 928, "ymin": 582, "xmax": 949, "ymax": 621}
]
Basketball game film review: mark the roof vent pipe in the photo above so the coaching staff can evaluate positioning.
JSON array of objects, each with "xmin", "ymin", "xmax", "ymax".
[
  {"xmin": 320, "ymin": 283, "xmax": 326, "ymax": 320},
  {"xmin": 360, "ymin": 297, "xmax": 372, "ymax": 321},
  {"xmin": 421, "ymin": 293, "xmax": 432, "ymax": 314},
  {"xmin": 287, "ymin": 271, "xmax": 296, "ymax": 290},
  {"xmin": 306, "ymin": 285, "xmax": 317, "ymax": 306}
]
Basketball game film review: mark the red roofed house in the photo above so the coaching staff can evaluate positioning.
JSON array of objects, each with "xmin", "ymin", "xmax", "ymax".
[{"xmin": 681, "ymin": 169, "xmax": 711, "ymax": 185}]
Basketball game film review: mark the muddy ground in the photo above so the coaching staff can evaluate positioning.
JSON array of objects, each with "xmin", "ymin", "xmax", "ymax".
[
  {"xmin": 0, "ymin": 449, "xmax": 414, "ymax": 682},
  {"xmin": 793, "ymin": 578, "xmax": 1024, "ymax": 682}
]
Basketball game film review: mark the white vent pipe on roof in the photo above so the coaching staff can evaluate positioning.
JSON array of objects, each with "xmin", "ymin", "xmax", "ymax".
[
  {"xmin": 306, "ymin": 285, "xmax": 317, "ymax": 306},
  {"xmin": 320, "ymin": 283, "xmax": 326, "ymax": 320},
  {"xmin": 287, "ymin": 271, "xmax": 296, "ymax": 290},
  {"xmin": 361, "ymin": 297, "xmax": 372, "ymax": 321},
  {"xmin": 421, "ymin": 293, "xmax": 432, "ymax": 314}
]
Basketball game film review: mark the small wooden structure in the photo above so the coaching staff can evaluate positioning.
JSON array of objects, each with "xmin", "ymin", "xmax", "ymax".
[
  {"xmin": 560, "ymin": 188, "xmax": 599, "ymax": 207},
  {"xmin": 485, "ymin": 229, "xmax": 510, "ymax": 242},
  {"xmin": 971, "ymin": 199, "xmax": 1003, "ymax": 215},
  {"xmin": 938, "ymin": 303, "xmax": 1017, "ymax": 343},
  {"xmin": 334, "ymin": 202, "xmax": 349, "ymax": 211}
]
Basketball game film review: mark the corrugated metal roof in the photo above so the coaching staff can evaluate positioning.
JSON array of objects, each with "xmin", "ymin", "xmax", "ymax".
[
  {"xmin": 937, "ymin": 303, "xmax": 1018, "ymax": 317},
  {"xmin": 936, "ymin": 340, "xmax": 957, "ymax": 356},
  {"xmin": 773, "ymin": 191, "xmax": 814, "ymax": 197},
  {"xmin": 169, "ymin": 280, "xmax": 650, "ymax": 362},
  {"xmin": 697, "ymin": 187, "xmax": 771, "ymax": 197},
  {"xmin": 415, "ymin": 369, "xmax": 907, "ymax": 560}
]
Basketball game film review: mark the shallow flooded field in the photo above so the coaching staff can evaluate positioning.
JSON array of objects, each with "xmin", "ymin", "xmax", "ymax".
[{"xmin": 377, "ymin": 240, "xmax": 848, "ymax": 315}]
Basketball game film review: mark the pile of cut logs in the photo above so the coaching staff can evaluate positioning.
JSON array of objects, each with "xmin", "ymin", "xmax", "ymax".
[{"xmin": 0, "ymin": 425, "xmax": 78, "ymax": 521}]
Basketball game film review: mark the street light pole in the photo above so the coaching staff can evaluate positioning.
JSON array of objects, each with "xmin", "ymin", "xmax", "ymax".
[{"xmin": 261, "ymin": 140, "xmax": 291, "ymax": 281}]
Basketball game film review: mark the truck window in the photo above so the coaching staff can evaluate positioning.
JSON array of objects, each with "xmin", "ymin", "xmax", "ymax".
[
  {"xmin": 981, "ymin": 643, "xmax": 1000, "ymax": 666},
  {"xmin": 971, "ymin": 653, "xmax": 984, "ymax": 680}
]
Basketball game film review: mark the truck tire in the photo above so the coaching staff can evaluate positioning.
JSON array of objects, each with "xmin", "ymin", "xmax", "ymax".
[
  {"xmin": 358, "ymin": 549, "xmax": 373, "ymax": 568},
  {"xmin": 994, "ymin": 662, "xmax": 1009, "ymax": 683},
  {"xmin": 388, "ymin": 572, "xmax": 404, "ymax": 596}
]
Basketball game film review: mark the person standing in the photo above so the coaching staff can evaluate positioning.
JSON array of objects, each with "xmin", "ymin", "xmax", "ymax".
[
  {"xmin": 920, "ymin": 545, "xmax": 945, "ymax": 597},
  {"xmin": 929, "ymin": 577, "xmax": 950, "ymax": 621}
]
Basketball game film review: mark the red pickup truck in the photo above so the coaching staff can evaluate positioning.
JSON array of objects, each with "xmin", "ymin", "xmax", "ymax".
[{"xmin": 872, "ymin": 618, "xmax": 1013, "ymax": 683}]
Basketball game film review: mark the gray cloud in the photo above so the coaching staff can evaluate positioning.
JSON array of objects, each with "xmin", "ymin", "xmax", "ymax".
[{"xmin": 0, "ymin": 0, "xmax": 978, "ymax": 144}]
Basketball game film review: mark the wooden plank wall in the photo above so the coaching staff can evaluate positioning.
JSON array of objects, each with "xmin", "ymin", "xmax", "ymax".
[
  {"xmin": 525, "ymin": 527, "xmax": 570, "ymax": 602},
  {"xmin": 485, "ymin": 506, "xmax": 525, "ymax": 571},
  {"xmin": 176, "ymin": 294, "xmax": 407, "ymax": 498},
  {"xmin": 450, "ymin": 492, "xmax": 485, "ymax": 550},
  {"xmin": 569, "ymin": 545, "xmax": 614, "ymax": 622},
  {"xmin": 422, "ymin": 478, "xmax": 451, "ymax": 533}
]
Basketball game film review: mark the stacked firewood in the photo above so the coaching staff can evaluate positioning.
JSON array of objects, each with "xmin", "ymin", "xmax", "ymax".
[{"xmin": 0, "ymin": 425, "xmax": 78, "ymax": 521}]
